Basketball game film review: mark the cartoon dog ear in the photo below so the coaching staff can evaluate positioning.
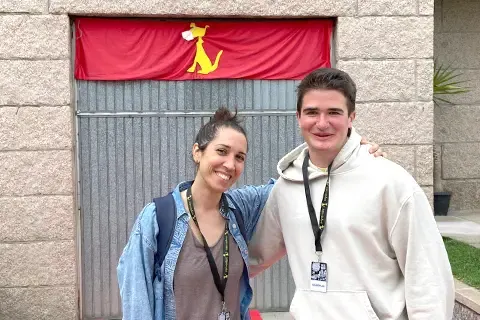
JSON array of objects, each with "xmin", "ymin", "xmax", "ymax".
[{"xmin": 190, "ymin": 22, "xmax": 196, "ymax": 27}]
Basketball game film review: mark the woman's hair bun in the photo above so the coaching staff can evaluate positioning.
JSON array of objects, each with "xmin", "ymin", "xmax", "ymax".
[
  {"xmin": 212, "ymin": 106, "xmax": 237, "ymax": 122},
  {"xmin": 193, "ymin": 106, "xmax": 247, "ymax": 153}
]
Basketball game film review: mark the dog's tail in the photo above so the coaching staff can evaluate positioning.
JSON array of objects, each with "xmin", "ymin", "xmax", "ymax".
[{"xmin": 212, "ymin": 50, "xmax": 223, "ymax": 71}]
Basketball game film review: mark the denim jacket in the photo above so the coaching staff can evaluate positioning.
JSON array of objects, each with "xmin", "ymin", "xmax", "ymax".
[{"xmin": 117, "ymin": 180, "xmax": 274, "ymax": 320}]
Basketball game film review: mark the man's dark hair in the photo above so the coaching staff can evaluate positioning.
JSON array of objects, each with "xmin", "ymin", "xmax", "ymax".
[{"xmin": 296, "ymin": 68, "xmax": 357, "ymax": 115}]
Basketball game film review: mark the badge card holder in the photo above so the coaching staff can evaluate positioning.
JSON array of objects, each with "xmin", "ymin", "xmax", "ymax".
[
  {"xmin": 310, "ymin": 259, "xmax": 327, "ymax": 292},
  {"xmin": 187, "ymin": 187, "xmax": 232, "ymax": 320},
  {"xmin": 218, "ymin": 302, "xmax": 231, "ymax": 320},
  {"xmin": 302, "ymin": 153, "xmax": 331, "ymax": 294}
]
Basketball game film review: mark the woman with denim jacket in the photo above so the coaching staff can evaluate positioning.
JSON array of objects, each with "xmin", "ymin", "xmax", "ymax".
[
  {"xmin": 117, "ymin": 108, "xmax": 274, "ymax": 320},
  {"xmin": 117, "ymin": 107, "xmax": 382, "ymax": 320}
]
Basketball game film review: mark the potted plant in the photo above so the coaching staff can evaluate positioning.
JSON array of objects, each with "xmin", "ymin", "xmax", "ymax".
[
  {"xmin": 433, "ymin": 61, "xmax": 469, "ymax": 215},
  {"xmin": 433, "ymin": 145, "xmax": 450, "ymax": 216}
]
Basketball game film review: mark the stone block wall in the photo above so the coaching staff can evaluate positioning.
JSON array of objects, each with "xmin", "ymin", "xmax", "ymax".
[
  {"xmin": 0, "ymin": 8, "xmax": 77, "ymax": 320},
  {"xmin": 0, "ymin": 0, "xmax": 434, "ymax": 318},
  {"xmin": 434, "ymin": 0, "xmax": 480, "ymax": 212},
  {"xmin": 335, "ymin": 11, "xmax": 435, "ymax": 206}
]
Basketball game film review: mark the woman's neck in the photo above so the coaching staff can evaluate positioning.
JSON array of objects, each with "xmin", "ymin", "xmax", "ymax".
[{"xmin": 189, "ymin": 178, "xmax": 223, "ymax": 213}]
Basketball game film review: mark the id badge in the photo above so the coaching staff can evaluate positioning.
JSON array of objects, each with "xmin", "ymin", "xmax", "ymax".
[
  {"xmin": 310, "ymin": 261, "xmax": 327, "ymax": 292},
  {"xmin": 218, "ymin": 311, "xmax": 231, "ymax": 320}
]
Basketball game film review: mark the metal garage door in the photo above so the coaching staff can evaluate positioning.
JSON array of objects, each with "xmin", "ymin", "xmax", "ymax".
[{"xmin": 76, "ymin": 79, "xmax": 303, "ymax": 319}]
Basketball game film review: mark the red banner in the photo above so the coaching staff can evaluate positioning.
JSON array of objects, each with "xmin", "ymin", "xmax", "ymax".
[{"xmin": 75, "ymin": 18, "xmax": 333, "ymax": 81}]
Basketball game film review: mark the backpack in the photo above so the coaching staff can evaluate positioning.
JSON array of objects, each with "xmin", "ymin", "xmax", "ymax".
[{"xmin": 153, "ymin": 193, "xmax": 247, "ymax": 275}]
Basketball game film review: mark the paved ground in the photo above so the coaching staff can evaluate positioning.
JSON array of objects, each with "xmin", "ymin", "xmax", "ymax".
[
  {"xmin": 259, "ymin": 212, "xmax": 480, "ymax": 319},
  {"xmin": 436, "ymin": 212, "xmax": 480, "ymax": 248},
  {"xmin": 259, "ymin": 312, "xmax": 292, "ymax": 320}
]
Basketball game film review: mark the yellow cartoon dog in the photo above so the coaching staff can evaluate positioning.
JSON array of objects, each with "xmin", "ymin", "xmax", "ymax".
[{"xmin": 182, "ymin": 23, "xmax": 223, "ymax": 75}]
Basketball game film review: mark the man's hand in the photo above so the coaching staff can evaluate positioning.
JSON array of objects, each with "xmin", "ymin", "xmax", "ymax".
[{"xmin": 360, "ymin": 137, "xmax": 387, "ymax": 158}]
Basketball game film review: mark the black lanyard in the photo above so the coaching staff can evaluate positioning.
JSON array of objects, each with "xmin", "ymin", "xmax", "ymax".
[
  {"xmin": 302, "ymin": 152, "xmax": 332, "ymax": 254},
  {"xmin": 186, "ymin": 187, "xmax": 229, "ymax": 302}
]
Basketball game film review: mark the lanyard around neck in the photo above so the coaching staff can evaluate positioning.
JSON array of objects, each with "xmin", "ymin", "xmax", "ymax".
[
  {"xmin": 186, "ymin": 187, "xmax": 229, "ymax": 302},
  {"xmin": 302, "ymin": 153, "xmax": 332, "ymax": 255}
]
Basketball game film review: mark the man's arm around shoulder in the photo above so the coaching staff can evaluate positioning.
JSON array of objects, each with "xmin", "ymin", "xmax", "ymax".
[{"xmin": 248, "ymin": 183, "xmax": 287, "ymax": 277}]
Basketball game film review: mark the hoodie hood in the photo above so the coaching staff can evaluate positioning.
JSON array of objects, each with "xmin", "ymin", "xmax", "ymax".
[{"xmin": 277, "ymin": 128, "xmax": 363, "ymax": 182}]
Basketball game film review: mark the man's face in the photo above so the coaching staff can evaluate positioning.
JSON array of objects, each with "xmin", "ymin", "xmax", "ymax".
[{"xmin": 296, "ymin": 89, "xmax": 355, "ymax": 156}]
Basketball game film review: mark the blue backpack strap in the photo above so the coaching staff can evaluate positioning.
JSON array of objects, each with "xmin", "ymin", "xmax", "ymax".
[
  {"xmin": 153, "ymin": 193, "xmax": 176, "ymax": 276},
  {"xmin": 225, "ymin": 194, "xmax": 247, "ymax": 241}
]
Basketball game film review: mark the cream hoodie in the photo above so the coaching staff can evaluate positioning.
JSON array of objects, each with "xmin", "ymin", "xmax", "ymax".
[{"xmin": 249, "ymin": 129, "xmax": 454, "ymax": 320}]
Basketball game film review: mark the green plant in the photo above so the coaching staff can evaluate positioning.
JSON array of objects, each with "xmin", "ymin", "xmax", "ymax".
[
  {"xmin": 432, "ymin": 61, "xmax": 469, "ymax": 195},
  {"xmin": 433, "ymin": 61, "xmax": 469, "ymax": 105}
]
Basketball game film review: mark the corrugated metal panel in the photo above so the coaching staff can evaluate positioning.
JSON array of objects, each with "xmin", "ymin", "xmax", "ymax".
[
  {"xmin": 77, "ymin": 80, "xmax": 303, "ymax": 319},
  {"xmin": 77, "ymin": 80, "xmax": 298, "ymax": 112}
]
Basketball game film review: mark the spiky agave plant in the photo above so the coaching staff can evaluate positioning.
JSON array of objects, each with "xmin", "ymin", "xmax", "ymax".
[{"xmin": 433, "ymin": 60, "xmax": 469, "ymax": 105}]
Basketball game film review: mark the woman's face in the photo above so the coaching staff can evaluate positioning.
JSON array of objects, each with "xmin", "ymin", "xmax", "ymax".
[{"xmin": 193, "ymin": 127, "xmax": 248, "ymax": 194}]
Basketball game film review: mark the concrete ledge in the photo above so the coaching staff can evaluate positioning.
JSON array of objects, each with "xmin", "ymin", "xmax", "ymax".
[
  {"xmin": 49, "ymin": 0, "xmax": 357, "ymax": 16},
  {"xmin": 455, "ymin": 279, "xmax": 480, "ymax": 316}
]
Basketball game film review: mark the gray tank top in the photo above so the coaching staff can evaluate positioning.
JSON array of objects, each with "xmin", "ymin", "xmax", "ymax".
[{"xmin": 174, "ymin": 226, "xmax": 244, "ymax": 320}]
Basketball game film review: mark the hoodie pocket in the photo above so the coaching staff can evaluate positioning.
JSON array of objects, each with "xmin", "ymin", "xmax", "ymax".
[{"xmin": 290, "ymin": 289, "xmax": 379, "ymax": 320}]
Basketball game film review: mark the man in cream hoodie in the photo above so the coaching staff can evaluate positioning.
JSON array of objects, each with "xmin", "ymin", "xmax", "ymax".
[{"xmin": 248, "ymin": 68, "xmax": 454, "ymax": 319}]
